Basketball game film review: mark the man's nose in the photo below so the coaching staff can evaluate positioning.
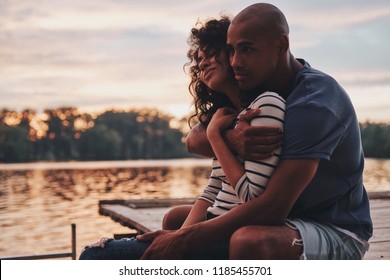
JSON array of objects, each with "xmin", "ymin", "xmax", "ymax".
[{"xmin": 230, "ymin": 53, "xmax": 240, "ymax": 68}]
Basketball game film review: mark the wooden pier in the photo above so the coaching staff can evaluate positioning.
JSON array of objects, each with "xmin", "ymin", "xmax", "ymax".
[
  {"xmin": 99, "ymin": 194, "xmax": 390, "ymax": 260},
  {"xmin": 99, "ymin": 198, "xmax": 195, "ymax": 233}
]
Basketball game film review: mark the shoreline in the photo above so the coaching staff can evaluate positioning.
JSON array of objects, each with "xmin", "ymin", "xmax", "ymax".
[{"xmin": 0, "ymin": 158, "xmax": 211, "ymax": 171}]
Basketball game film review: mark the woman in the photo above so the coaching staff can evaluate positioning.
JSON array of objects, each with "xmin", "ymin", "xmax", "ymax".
[
  {"xmin": 79, "ymin": 16, "xmax": 285, "ymax": 260},
  {"xmin": 163, "ymin": 16, "xmax": 285, "ymax": 230}
]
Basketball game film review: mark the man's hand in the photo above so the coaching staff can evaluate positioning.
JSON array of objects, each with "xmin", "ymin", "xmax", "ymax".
[
  {"xmin": 136, "ymin": 230, "xmax": 186, "ymax": 259},
  {"xmin": 186, "ymin": 108, "xmax": 283, "ymax": 160},
  {"xmin": 225, "ymin": 109, "xmax": 283, "ymax": 160}
]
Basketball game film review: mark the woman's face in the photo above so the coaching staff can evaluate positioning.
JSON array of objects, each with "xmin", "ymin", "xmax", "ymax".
[{"xmin": 198, "ymin": 48, "xmax": 236, "ymax": 93}]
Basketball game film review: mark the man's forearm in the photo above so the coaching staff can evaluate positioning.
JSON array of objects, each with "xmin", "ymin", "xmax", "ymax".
[
  {"xmin": 186, "ymin": 121, "xmax": 282, "ymax": 161},
  {"xmin": 186, "ymin": 123, "xmax": 215, "ymax": 157},
  {"xmin": 223, "ymin": 129, "xmax": 238, "ymax": 154}
]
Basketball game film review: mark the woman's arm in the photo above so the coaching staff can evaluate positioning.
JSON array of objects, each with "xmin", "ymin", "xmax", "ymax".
[
  {"xmin": 238, "ymin": 92, "xmax": 285, "ymax": 201},
  {"xmin": 181, "ymin": 199, "xmax": 212, "ymax": 228},
  {"xmin": 181, "ymin": 168, "xmax": 223, "ymax": 227},
  {"xmin": 208, "ymin": 92, "xmax": 286, "ymax": 201},
  {"xmin": 207, "ymin": 107, "xmax": 246, "ymax": 187}
]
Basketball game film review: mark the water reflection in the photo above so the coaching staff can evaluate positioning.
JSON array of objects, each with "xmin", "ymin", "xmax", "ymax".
[
  {"xmin": 0, "ymin": 158, "xmax": 389, "ymax": 258},
  {"xmin": 1, "ymin": 166, "xmax": 211, "ymax": 202},
  {"xmin": 0, "ymin": 161, "xmax": 211, "ymax": 257},
  {"xmin": 364, "ymin": 158, "xmax": 390, "ymax": 190}
]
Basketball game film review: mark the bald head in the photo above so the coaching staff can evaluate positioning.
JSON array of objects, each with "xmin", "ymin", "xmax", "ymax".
[
  {"xmin": 233, "ymin": 3, "xmax": 289, "ymax": 38},
  {"xmin": 226, "ymin": 3, "xmax": 298, "ymax": 96}
]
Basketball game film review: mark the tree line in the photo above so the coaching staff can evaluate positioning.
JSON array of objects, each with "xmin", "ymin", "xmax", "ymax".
[
  {"xmin": 0, "ymin": 107, "xmax": 389, "ymax": 162},
  {"xmin": 0, "ymin": 107, "xmax": 191, "ymax": 162},
  {"xmin": 360, "ymin": 122, "xmax": 390, "ymax": 159}
]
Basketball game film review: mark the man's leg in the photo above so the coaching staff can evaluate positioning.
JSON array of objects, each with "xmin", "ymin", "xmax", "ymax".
[
  {"xmin": 230, "ymin": 220, "xmax": 367, "ymax": 260},
  {"xmin": 229, "ymin": 225, "xmax": 302, "ymax": 259}
]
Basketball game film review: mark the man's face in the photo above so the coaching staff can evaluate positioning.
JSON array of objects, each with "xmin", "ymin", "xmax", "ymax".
[{"xmin": 227, "ymin": 18, "xmax": 279, "ymax": 91}]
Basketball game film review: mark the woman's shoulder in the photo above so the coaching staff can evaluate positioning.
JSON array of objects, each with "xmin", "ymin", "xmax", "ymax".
[{"xmin": 247, "ymin": 91, "xmax": 286, "ymax": 110}]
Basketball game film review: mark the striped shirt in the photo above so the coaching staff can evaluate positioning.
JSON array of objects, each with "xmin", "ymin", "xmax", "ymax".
[{"xmin": 199, "ymin": 91, "xmax": 286, "ymax": 217}]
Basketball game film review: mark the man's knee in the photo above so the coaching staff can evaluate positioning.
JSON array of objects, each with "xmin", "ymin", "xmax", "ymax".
[
  {"xmin": 230, "ymin": 226, "xmax": 266, "ymax": 247},
  {"xmin": 229, "ymin": 226, "xmax": 276, "ymax": 259},
  {"xmin": 230, "ymin": 225, "xmax": 303, "ymax": 260},
  {"xmin": 230, "ymin": 226, "xmax": 261, "ymax": 257}
]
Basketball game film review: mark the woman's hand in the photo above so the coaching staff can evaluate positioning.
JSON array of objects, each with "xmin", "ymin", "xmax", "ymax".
[
  {"xmin": 207, "ymin": 107, "xmax": 237, "ymax": 139},
  {"xmin": 224, "ymin": 108, "xmax": 282, "ymax": 160}
]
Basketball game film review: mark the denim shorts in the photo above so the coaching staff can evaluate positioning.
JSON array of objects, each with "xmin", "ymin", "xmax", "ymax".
[{"xmin": 287, "ymin": 218, "xmax": 368, "ymax": 260}]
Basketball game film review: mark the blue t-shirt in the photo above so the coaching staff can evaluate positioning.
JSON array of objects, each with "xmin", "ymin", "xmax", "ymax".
[{"xmin": 282, "ymin": 59, "xmax": 372, "ymax": 241}]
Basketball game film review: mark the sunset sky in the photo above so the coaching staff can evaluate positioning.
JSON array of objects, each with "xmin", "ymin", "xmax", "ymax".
[{"xmin": 1, "ymin": 0, "xmax": 389, "ymax": 122}]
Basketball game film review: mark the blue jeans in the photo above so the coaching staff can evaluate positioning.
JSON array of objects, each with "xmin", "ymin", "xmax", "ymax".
[
  {"xmin": 79, "ymin": 237, "xmax": 229, "ymax": 260},
  {"xmin": 79, "ymin": 238, "xmax": 150, "ymax": 260}
]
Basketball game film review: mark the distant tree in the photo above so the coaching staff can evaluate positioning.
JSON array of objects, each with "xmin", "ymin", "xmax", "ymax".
[
  {"xmin": 361, "ymin": 122, "xmax": 390, "ymax": 158},
  {"xmin": 41, "ymin": 107, "xmax": 87, "ymax": 160},
  {"xmin": 0, "ymin": 108, "xmax": 12, "ymax": 124},
  {"xmin": 0, "ymin": 106, "xmax": 200, "ymax": 162},
  {"xmin": 94, "ymin": 110, "xmax": 140, "ymax": 159},
  {"xmin": 93, "ymin": 109, "xmax": 190, "ymax": 159},
  {"xmin": 78, "ymin": 124, "xmax": 122, "ymax": 160},
  {"xmin": 0, "ymin": 124, "xmax": 31, "ymax": 162}
]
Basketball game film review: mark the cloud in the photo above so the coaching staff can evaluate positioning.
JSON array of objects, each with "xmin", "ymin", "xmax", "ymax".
[
  {"xmin": 348, "ymin": 85, "xmax": 390, "ymax": 122},
  {"xmin": 0, "ymin": 0, "xmax": 389, "ymax": 122},
  {"xmin": 290, "ymin": 3, "xmax": 390, "ymax": 89}
]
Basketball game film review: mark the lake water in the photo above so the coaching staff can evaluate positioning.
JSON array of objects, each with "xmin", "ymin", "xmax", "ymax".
[{"xmin": 0, "ymin": 158, "xmax": 389, "ymax": 258}]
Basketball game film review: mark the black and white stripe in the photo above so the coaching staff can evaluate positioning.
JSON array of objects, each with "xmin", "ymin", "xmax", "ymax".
[{"xmin": 199, "ymin": 91, "xmax": 286, "ymax": 217}]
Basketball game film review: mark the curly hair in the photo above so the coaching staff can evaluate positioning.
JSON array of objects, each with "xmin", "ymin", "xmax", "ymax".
[{"xmin": 185, "ymin": 16, "xmax": 235, "ymax": 127}]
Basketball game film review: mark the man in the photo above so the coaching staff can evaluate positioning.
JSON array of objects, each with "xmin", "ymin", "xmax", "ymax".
[{"xmin": 138, "ymin": 3, "xmax": 372, "ymax": 259}]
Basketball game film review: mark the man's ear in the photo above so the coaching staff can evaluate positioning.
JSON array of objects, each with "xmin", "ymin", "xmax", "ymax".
[{"xmin": 277, "ymin": 34, "xmax": 289, "ymax": 54}]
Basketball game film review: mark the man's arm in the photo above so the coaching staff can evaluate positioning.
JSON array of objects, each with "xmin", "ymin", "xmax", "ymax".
[
  {"xmin": 185, "ymin": 122, "xmax": 214, "ymax": 158},
  {"xmin": 138, "ymin": 158, "xmax": 319, "ymax": 259},
  {"xmin": 186, "ymin": 110, "xmax": 283, "ymax": 160}
]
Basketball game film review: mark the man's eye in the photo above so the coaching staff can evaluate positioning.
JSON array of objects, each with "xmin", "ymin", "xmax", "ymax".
[{"xmin": 243, "ymin": 46, "xmax": 253, "ymax": 52}]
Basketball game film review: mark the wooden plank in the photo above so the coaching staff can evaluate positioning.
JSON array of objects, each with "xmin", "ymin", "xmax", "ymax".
[
  {"xmin": 370, "ymin": 199, "xmax": 390, "ymax": 229},
  {"xmin": 371, "ymin": 220, "xmax": 390, "ymax": 229},
  {"xmin": 369, "ymin": 199, "xmax": 390, "ymax": 209},
  {"xmin": 100, "ymin": 204, "xmax": 168, "ymax": 233},
  {"xmin": 364, "ymin": 199, "xmax": 390, "ymax": 259},
  {"xmin": 370, "ymin": 227, "xmax": 390, "ymax": 243},
  {"xmin": 368, "ymin": 191, "xmax": 390, "ymax": 200},
  {"xmin": 364, "ymin": 242, "xmax": 390, "ymax": 260},
  {"xmin": 0, "ymin": 252, "xmax": 73, "ymax": 260},
  {"xmin": 99, "ymin": 198, "xmax": 390, "ymax": 259},
  {"xmin": 99, "ymin": 198, "xmax": 196, "ymax": 209},
  {"xmin": 125, "ymin": 198, "xmax": 196, "ymax": 209}
]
